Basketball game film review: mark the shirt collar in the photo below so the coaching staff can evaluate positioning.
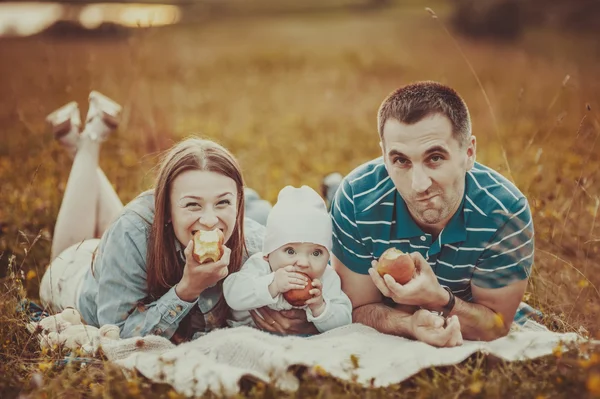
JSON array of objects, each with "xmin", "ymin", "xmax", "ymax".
[
  {"xmin": 437, "ymin": 194, "xmax": 468, "ymax": 245},
  {"xmin": 175, "ymin": 238, "xmax": 186, "ymax": 262},
  {"xmin": 394, "ymin": 191, "xmax": 426, "ymax": 239}
]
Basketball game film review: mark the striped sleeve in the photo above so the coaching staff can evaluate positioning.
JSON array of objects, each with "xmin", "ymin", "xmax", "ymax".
[
  {"xmin": 472, "ymin": 198, "xmax": 534, "ymax": 289},
  {"xmin": 330, "ymin": 179, "xmax": 373, "ymax": 274}
]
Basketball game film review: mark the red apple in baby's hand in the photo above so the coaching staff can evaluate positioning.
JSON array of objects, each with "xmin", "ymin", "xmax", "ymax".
[
  {"xmin": 376, "ymin": 248, "xmax": 415, "ymax": 284},
  {"xmin": 192, "ymin": 229, "xmax": 224, "ymax": 264},
  {"xmin": 283, "ymin": 273, "xmax": 313, "ymax": 307}
]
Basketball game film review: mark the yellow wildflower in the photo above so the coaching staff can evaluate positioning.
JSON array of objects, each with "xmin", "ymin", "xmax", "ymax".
[
  {"xmin": 552, "ymin": 344, "xmax": 563, "ymax": 358},
  {"xmin": 38, "ymin": 361, "xmax": 53, "ymax": 372},
  {"xmin": 469, "ymin": 381, "xmax": 483, "ymax": 394},
  {"xmin": 167, "ymin": 389, "xmax": 183, "ymax": 399},
  {"xmin": 350, "ymin": 354, "xmax": 360, "ymax": 368},
  {"xmin": 127, "ymin": 380, "xmax": 140, "ymax": 396},
  {"xmin": 26, "ymin": 270, "xmax": 37, "ymax": 280},
  {"xmin": 313, "ymin": 365, "xmax": 328, "ymax": 377},
  {"xmin": 578, "ymin": 280, "xmax": 590, "ymax": 288},
  {"xmin": 578, "ymin": 353, "xmax": 599, "ymax": 369},
  {"xmin": 90, "ymin": 382, "xmax": 102, "ymax": 395},
  {"xmin": 587, "ymin": 373, "xmax": 600, "ymax": 395}
]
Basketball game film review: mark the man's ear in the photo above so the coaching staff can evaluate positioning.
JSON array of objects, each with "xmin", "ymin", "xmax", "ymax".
[{"xmin": 466, "ymin": 135, "xmax": 477, "ymax": 171}]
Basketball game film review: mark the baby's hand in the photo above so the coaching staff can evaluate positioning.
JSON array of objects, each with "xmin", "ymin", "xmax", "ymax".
[
  {"xmin": 305, "ymin": 279, "xmax": 326, "ymax": 317},
  {"xmin": 268, "ymin": 265, "xmax": 309, "ymax": 297}
]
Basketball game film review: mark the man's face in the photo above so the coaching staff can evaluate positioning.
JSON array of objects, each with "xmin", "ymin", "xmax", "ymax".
[{"xmin": 380, "ymin": 113, "xmax": 476, "ymax": 231}]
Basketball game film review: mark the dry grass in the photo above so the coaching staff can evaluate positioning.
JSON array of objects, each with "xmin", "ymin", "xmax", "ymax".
[{"xmin": 1, "ymin": 2, "xmax": 600, "ymax": 398}]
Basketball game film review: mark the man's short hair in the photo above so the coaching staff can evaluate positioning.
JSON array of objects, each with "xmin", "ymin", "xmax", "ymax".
[{"xmin": 377, "ymin": 81, "xmax": 472, "ymax": 146}]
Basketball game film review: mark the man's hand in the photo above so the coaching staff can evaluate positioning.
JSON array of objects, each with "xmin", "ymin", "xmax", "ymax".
[
  {"xmin": 305, "ymin": 279, "xmax": 326, "ymax": 317},
  {"xmin": 368, "ymin": 252, "xmax": 448, "ymax": 310},
  {"xmin": 250, "ymin": 307, "xmax": 319, "ymax": 335},
  {"xmin": 411, "ymin": 309, "xmax": 463, "ymax": 347}
]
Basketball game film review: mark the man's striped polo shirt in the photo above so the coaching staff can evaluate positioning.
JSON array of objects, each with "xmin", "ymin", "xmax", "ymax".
[{"xmin": 330, "ymin": 158, "xmax": 534, "ymax": 302}]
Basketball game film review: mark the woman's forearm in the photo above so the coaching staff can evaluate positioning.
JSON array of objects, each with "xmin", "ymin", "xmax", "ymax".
[{"xmin": 99, "ymin": 285, "xmax": 198, "ymax": 339}]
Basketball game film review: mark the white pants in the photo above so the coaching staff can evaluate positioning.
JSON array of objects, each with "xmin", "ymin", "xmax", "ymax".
[{"xmin": 39, "ymin": 239, "xmax": 100, "ymax": 313}]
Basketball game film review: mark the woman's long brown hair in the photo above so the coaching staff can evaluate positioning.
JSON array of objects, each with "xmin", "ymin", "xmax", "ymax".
[{"xmin": 146, "ymin": 138, "xmax": 246, "ymax": 329}]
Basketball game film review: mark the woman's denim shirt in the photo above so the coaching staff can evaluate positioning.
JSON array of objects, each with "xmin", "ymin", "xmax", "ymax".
[{"xmin": 78, "ymin": 190, "xmax": 265, "ymax": 340}]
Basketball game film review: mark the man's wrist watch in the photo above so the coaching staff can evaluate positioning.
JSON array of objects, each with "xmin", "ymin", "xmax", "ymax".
[{"xmin": 439, "ymin": 286, "xmax": 456, "ymax": 318}]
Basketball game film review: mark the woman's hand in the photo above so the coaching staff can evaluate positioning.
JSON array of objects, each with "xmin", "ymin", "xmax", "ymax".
[
  {"xmin": 176, "ymin": 240, "xmax": 231, "ymax": 302},
  {"xmin": 250, "ymin": 307, "xmax": 319, "ymax": 335}
]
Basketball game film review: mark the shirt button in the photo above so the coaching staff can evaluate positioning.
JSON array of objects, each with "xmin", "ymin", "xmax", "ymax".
[
  {"xmin": 169, "ymin": 310, "xmax": 177, "ymax": 317},
  {"xmin": 420, "ymin": 236, "xmax": 427, "ymax": 242},
  {"xmin": 175, "ymin": 305, "xmax": 183, "ymax": 312},
  {"xmin": 154, "ymin": 328, "xmax": 163, "ymax": 335}
]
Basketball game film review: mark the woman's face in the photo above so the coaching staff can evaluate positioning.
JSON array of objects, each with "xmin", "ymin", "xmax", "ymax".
[{"xmin": 168, "ymin": 170, "xmax": 238, "ymax": 248}]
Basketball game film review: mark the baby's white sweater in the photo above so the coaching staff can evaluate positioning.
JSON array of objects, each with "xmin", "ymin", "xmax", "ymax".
[{"xmin": 223, "ymin": 252, "xmax": 352, "ymax": 333}]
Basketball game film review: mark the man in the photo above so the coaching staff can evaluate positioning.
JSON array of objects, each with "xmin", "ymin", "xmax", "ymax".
[{"xmin": 331, "ymin": 81, "xmax": 535, "ymax": 347}]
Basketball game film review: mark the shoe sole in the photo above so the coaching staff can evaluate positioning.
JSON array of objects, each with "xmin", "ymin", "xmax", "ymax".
[
  {"xmin": 46, "ymin": 101, "xmax": 81, "ymax": 139},
  {"xmin": 88, "ymin": 91, "xmax": 122, "ymax": 129}
]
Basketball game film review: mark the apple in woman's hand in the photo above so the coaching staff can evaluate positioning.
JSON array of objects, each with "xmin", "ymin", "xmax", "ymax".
[
  {"xmin": 192, "ymin": 229, "xmax": 224, "ymax": 264},
  {"xmin": 283, "ymin": 273, "xmax": 313, "ymax": 306},
  {"xmin": 376, "ymin": 248, "xmax": 415, "ymax": 284}
]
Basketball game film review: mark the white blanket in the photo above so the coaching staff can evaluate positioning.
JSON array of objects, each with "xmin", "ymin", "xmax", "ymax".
[{"xmin": 100, "ymin": 323, "xmax": 581, "ymax": 397}]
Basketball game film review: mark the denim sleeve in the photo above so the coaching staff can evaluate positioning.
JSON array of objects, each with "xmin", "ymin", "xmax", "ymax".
[{"xmin": 94, "ymin": 215, "xmax": 198, "ymax": 339}]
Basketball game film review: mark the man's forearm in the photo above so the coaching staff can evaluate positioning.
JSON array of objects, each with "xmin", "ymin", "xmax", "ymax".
[
  {"xmin": 353, "ymin": 303, "xmax": 414, "ymax": 337},
  {"xmin": 449, "ymin": 298, "xmax": 508, "ymax": 341}
]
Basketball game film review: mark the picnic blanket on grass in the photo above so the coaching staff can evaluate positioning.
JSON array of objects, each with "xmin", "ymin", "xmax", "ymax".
[{"xmin": 99, "ymin": 323, "xmax": 582, "ymax": 397}]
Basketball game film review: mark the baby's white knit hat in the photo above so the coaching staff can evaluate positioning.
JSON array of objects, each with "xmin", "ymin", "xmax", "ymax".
[{"xmin": 262, "ymin": 185, "xmax": 333, "ymax": 255}]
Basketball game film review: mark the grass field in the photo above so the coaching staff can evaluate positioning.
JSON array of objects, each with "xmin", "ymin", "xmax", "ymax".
[{"xmin": 1, "ymin": 2, "xmax": 600, "ymax": 398}]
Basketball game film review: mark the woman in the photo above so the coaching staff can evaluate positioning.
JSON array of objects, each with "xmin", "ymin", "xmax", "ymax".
[{"xmin": 39, "ymin": 92, "xmax": 313, "ymax": 342}]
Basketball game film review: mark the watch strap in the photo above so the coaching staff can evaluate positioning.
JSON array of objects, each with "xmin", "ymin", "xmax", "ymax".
[{"xmin": 441, "ymin": 286, "xmax": 456, "ymax": 318}]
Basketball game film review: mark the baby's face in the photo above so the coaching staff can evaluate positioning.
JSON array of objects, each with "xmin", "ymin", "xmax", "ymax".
[{"xmin": 265, "ymin": 242, "xmax": 330, "ymax": 279}]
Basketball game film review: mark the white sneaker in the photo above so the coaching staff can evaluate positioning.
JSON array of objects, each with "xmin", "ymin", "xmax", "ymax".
[
  {"xmin": 82, "ymin": 91, "xmax": 122, "ymax": 142},
  {"xmin": 46, "ymin": 101, "xmax": 81, "ymax": 155}
]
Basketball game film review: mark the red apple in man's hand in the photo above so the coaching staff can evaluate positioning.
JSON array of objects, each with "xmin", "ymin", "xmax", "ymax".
[
  {"xmin": 376, "ymin": 248, "xmax": 415, "ymax": 284},
  {"xmin": 283, "ymin": 273, "xmax": 313, "ymax": 306}
]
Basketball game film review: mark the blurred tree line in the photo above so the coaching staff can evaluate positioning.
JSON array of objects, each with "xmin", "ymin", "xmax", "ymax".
[{"xmin": 451, "ymin": 0, "xmax": 600, "ymax": 40}]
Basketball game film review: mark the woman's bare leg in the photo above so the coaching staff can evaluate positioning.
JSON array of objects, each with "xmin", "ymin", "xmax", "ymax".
[
  {"xmin": 89, "ymin": 91, "xmax": 125, "ymax": 237},
  {"xmin": 95, "ymin": 168, "xmax": 124, "ymax": 238},
  {"xmin": 50, "ymin": 133, "xmax": 101, "ymax": 261},
  {"xmin": 50, "ymin": 92, "xmax": 122, "ymax": 259}
]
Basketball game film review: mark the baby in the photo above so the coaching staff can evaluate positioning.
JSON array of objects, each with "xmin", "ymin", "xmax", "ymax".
[{"xmin": 223, "ymin": 185, "xmax": 352, "ymax": 333}]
